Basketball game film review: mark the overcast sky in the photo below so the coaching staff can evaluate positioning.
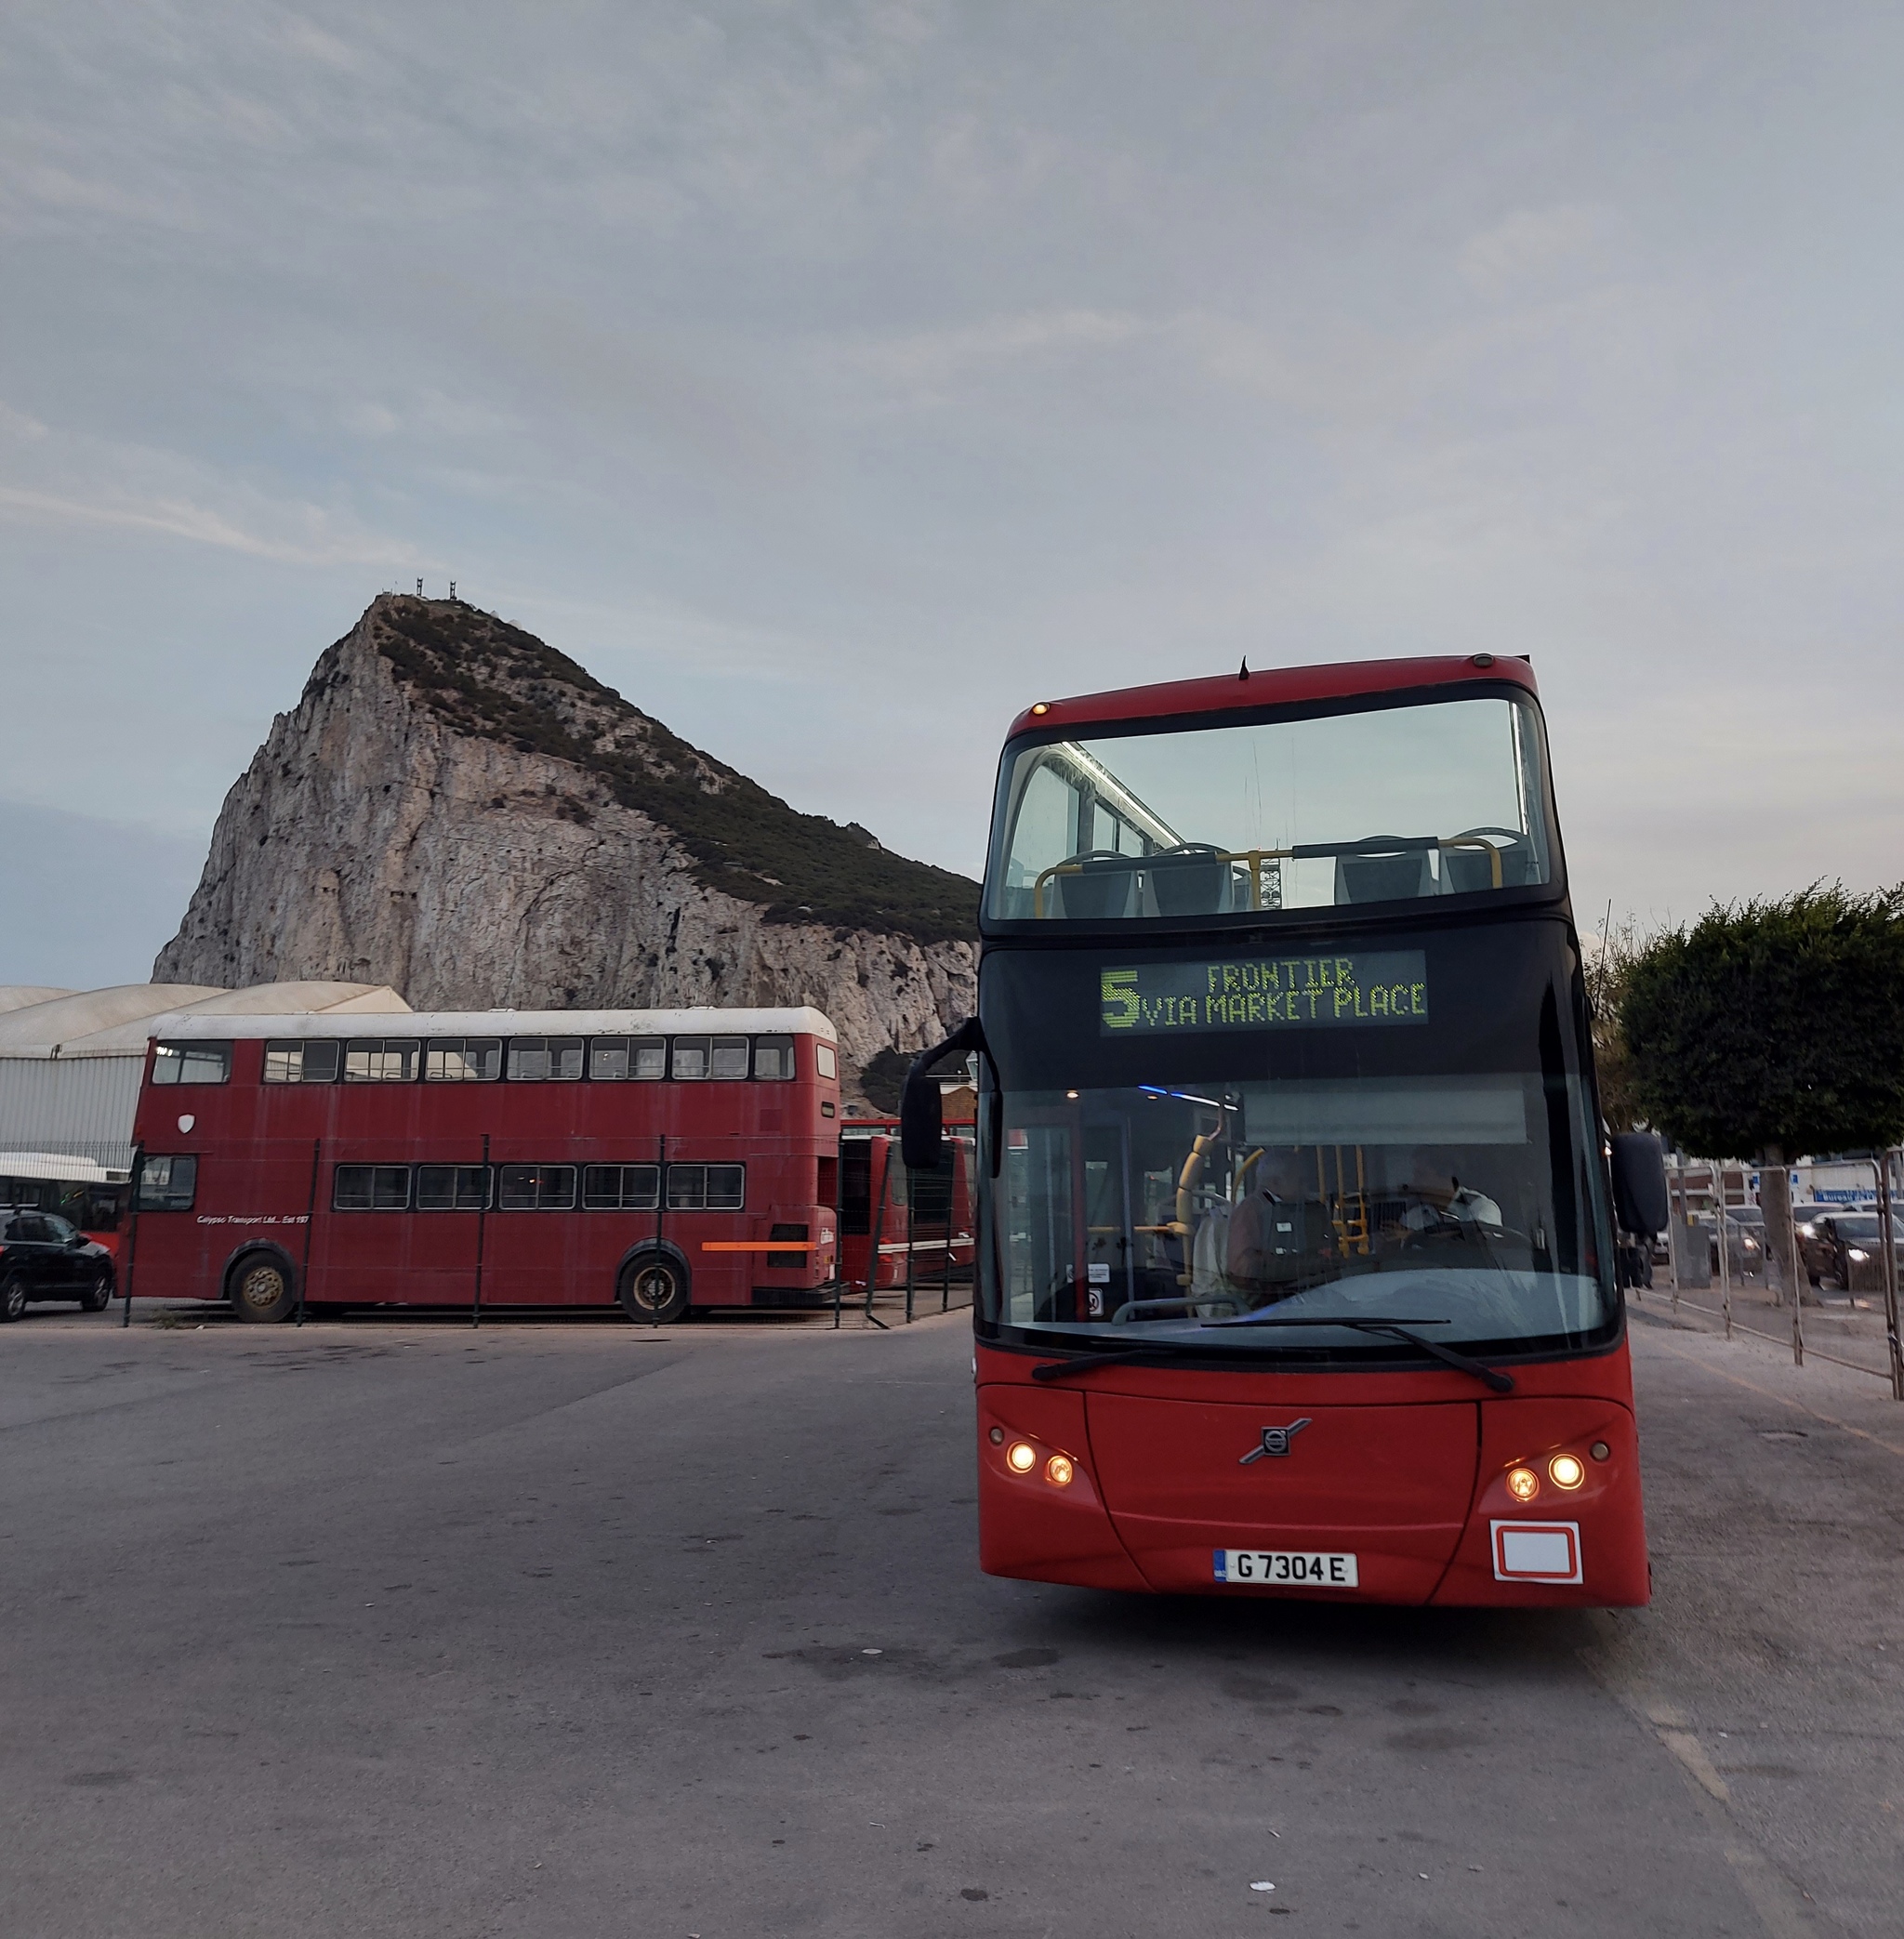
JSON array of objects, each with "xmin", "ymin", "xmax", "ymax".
[{"xmin": 4, "ymin": 2, "xmax": 1901, "ymax": 986}]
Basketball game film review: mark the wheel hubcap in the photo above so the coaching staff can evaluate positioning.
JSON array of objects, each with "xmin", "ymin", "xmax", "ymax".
[
  {"xmin": 633, "ymin": 1267, "xmax": 675, "ymax": 1312},
  {"xmin": 241, "ymin": 1267, "xmax": 284, "ymax": 1311}
]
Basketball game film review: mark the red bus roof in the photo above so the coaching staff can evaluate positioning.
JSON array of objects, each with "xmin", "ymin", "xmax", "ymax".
[{"xmin": 1005, "ymin": 653, "xmax": 1538, "ymax": 741}]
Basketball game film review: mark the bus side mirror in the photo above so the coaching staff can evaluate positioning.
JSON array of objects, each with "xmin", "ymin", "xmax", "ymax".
[
  {"xmin": 900, "ymin": 1067, "xmax": 945, "ymax": 1171},
  {"xmin": 1610, "ymin": 1133, "xmax": 1668, "ymax": 1237}
]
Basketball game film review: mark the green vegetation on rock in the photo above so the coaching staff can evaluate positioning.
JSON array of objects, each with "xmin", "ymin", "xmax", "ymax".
[{"xmin": 356, "ymin": 599, "xmax": 979, "ymax": 945}]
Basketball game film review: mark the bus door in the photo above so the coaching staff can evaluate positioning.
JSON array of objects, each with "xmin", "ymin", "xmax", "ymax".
[{"xmin": 1001, "ymin": 1108, "xmax": 1088, "ymax": 1325}]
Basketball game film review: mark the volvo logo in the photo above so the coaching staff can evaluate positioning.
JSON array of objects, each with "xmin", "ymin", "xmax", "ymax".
[{"xmin": 1239, "ymin": 1419, "xmax": 1312, "ymax": 1464}]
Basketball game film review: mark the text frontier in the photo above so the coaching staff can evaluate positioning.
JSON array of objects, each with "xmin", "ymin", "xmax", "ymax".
[{"xmin": 1099, "ymin": 951, "xmax": 1429, "ymax": 1035}]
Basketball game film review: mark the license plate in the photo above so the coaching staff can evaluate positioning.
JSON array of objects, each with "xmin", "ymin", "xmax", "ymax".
[{"xmin": 1214, "ymin": 1548, "xmax": 1358, "ymax": 1588}]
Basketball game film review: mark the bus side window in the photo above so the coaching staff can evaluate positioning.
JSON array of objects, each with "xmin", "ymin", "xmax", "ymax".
[
  {"xmin": 264, "ymin": 1040, "xmax": 342, "ymax": 1083},
  {"xmin": 152, "ymin": 1041, "xmax": 232, "ymax": 1085},
  {"xmin": 345, "ymin": 1039, "xmax": 420, "ymax": 1082},
  {"xmin": 137, "ymin": 1155, "xmax": 198, "ymax": 1211},
  {"xmin": 671, "ymin": 1037, "xmax": 711, "ymax": 1080},
  {"xmin": 427, "ymin": 1039, "xmax": 501, "ymax": 1082},
  {"xmin": 582, "ymin": 1164, "xmax": 660, "ymax": 1209},
  {"xmin": 334, "ymin": 1166, "xmax": 410, "ymax": 1210},
  {"xmin": 589, "ymin": 1038, "xmax": 667, "ymax": 1080},
  {"xmin": 497, "ymin": 1165, "xmax": 577, "ymax": 1209},
  {"xmin": 416, "ymin": 1166, "xmax": 491, "ymax": 1209},
  {"xmin": 815, "ymin": 1042, "xmax": 838, "ymax": 1081},
  {"xmin": 710, "ymin": 1035, "xmax": 749, "ymax": 1080},
  {"xmin": 753, "ymin": 1035, "xmax": 794, "ymax": 1080},
  {"xmin": 509, "ymin": 1038, "xmax": 583, "ymax": 1081},
  {"xmin": 668, "ymin": 1163, "xmax": 745, "ymax": 1210}
]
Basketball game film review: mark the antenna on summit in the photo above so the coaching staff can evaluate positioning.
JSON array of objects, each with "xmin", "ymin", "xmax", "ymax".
[
  {"xmin": 1238, "ymin": 656, "xmax": 1250, "ymax": 681},
  {"xmin": 416, "ymin": 578, "xmax": 423, "ymax": 597}
]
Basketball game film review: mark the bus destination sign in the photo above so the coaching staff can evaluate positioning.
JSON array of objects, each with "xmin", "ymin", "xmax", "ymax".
[{"xmin": 1100, "ymin": 952, "xmax": 1428, "ymax": 1035}]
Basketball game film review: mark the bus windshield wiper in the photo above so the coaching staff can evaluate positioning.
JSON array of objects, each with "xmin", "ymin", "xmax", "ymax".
[
  {"xmin": 1029, "ymin": 1343, "xmax": 1200, "ymax": 1382},
  {"xmin": 1027, "ymin": 1318, "xmax": 1514, "ymax": 1393},
  {"xmin": 1202, "ymin": 1312, "xmax": 1515, "ymax": 1393}
]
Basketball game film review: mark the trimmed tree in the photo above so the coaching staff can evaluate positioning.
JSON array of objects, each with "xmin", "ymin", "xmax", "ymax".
[{"xmin": 1619, "ymin": 885, "xmax": 1904, "ymax": 1300}]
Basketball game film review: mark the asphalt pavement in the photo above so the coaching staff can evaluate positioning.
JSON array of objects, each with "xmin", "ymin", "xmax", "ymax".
[{"xmin": 2, "ymin": 1299, "xmax": 1898, "ymax": 1938}]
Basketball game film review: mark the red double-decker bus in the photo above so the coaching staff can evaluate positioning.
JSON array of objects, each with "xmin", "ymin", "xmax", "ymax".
[
  {"xmin": 128, "ymin": 1008, "xmax": 841, "ymax": 1322},
  {"xmin": 906, "ymin": 654, "xmax": 1665, "ymax": 1605}
]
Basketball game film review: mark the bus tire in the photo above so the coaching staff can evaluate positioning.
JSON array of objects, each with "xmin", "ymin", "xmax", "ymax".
[
  {"xmin": 79, "ymin": 1267, "xmax": 113, "ymax": 1312},
  {"xmin": 228, "ymin": 1253, "xmax": 296, "ymax": 1324},
  {"xmin": 618, "ymin": 1254, "xmax": 690, "ymax": 1325},
  {"xmin": 0, "ymin": 1274, "xmax": 26, "ymax": 1323}
]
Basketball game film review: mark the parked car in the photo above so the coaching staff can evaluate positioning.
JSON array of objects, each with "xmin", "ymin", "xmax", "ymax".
[
  {"xmin": 1706, "ymin": 1207, "xmax": 1765, "ymax": 1277},
  {"xmin": 1799, "ymin": 1212, "xmax": 1902, "ymax": 1293},
  {"xmin": 0, "ymin": 1210, "xmax": 115, "ymax": 1319}
]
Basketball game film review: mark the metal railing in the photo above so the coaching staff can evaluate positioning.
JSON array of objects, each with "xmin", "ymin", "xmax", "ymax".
[{"xmin": 1659, "ymin": 1149, "xmax": 1903, "ymax": 1400}]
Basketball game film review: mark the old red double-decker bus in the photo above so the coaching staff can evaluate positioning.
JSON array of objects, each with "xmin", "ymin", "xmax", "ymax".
[
  {"xmin": 128, "ymin": 1008, "xmax": 840, "ymax": 1321},
  {"xmin": 906, "ymin": 655, "xmax": 1666, "ymax": 1605}
]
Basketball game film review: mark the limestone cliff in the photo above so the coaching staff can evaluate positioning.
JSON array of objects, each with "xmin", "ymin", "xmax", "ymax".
[{"xmin": 154, "ymin": 596, "xmax": 979, "ymax": 1091}]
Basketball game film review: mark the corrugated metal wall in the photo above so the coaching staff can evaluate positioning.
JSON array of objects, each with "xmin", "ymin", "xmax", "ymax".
[{"xmin": 0, "ymin": 1056, "xmax": 143, "ymax": 1169}]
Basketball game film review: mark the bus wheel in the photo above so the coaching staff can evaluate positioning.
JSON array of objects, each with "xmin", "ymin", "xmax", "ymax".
[
  {"xmin": 618, "ymin": 1256, "xmax": 689, "ymax": 1325},
  {"xmin": 230, "ymin": 1256, "xmax": 296, "ymax": 1324},
  {"xmin": 0, "ymin": 1274, "xmax": 26, "ymax": 1323},
  {"xmin": 79, "ymin": 1268, "xmax": 112, "ymax": 1313}
]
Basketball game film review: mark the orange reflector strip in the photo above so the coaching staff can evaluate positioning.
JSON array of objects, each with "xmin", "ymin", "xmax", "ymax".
[{"xmin": 698, "ymin": 1241, "xmax": 819, "ymax": 1253}]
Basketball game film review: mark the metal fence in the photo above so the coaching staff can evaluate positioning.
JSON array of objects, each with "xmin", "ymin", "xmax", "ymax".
[{"xmin": 1657, "ymin": 1149, "xmax": 1904, "ymax": 1400}]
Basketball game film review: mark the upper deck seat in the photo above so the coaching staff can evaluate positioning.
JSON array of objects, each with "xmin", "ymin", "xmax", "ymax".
[
  {"xmin": 1440, "ymin": 832, "xmax": 1531, "ymax": 894},
  {"xmin": 1144, "ymin": 843, "xmax": 1233, "ymax": 916},
  {"xmin": 1054, "ymin": 851, "xmax": 1141, "ymax": 918},
  {"xmin": 1334, "ymin": 842, "xmax": 1434, "ymax": 904}
]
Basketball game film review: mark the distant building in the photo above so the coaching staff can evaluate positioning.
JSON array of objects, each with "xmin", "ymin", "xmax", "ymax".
[{"xmin": 0, "ymin": 982, "xmax": 410, "ymax": 1171}]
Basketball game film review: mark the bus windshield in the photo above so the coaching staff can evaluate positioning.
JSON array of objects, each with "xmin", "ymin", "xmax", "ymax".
[
  {"xmin": 986, "ymin": 692, "xmax": 1554, "ymax": 921},
  {"xmin": 975, "ymin": 927, "xmax": 1617, "ymax": 1363}
]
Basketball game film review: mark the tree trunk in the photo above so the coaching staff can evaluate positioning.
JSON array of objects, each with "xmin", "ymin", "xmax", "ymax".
[{"xmin": 1758, "ymin": 1146, "xmax": 1802, "ymax": 1307}]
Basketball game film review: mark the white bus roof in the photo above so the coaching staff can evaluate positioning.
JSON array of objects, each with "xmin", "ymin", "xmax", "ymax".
[
  {"xmin": 0, "ymin": 1152, "xmax": 131, "ymax": 1185},
  {"xmin": 143, "ymin": 1007, "xmax": 840, "ymax": 1043}
]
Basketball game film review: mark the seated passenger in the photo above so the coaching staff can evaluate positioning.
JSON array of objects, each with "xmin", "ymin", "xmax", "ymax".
[
  {"xmin": 1387, "ymin": 1154, "xmax": 1503, "ymax": 1239},
  {"xmin": 1226, "ymin": 1152, "xmax": 1327, "ymax": 1297}
]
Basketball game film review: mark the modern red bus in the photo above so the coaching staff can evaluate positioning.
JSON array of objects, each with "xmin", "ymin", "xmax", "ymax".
[
  {"xmin": 906, "ymin": 655, "xmax": 1665, "ymax": 1605},
  {"xmin": 128, "ymin": 1008, "xmax": 841, "ymax": 1322}
]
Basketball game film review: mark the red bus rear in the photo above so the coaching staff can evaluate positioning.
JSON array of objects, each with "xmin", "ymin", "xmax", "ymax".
[
  {"xmin": 839, "ymin": 1120, "xmax": 977, "ymax": 1299},
  {"xmin": 128, "ymin": 1009, "xmax": 840, "ymax": 1322},
  {"xmin": 947, "ymin": 655, "xmax": 1655, "ymax": 1605}
]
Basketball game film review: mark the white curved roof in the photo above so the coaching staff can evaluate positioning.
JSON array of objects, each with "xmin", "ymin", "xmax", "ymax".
[
  {"xmin": 151, "ymin": 1006, "xmax": 837, "ymax": 1042},
  {"xmin": 0, "ymin": 983, "xmax": 230, "ymax": 1053},
  {"xmin": 0, "ymin": 983, "xmax": 413, "ymax": 1055},
  {"xmin": 0, "ymin": 987, "xmax": 74, "ymax": 1015}
]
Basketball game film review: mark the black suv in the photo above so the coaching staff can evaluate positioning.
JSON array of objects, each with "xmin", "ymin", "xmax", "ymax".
[{"xmin": 0, "ymin": 1211, "xmax": 114, "ymax": 1320}]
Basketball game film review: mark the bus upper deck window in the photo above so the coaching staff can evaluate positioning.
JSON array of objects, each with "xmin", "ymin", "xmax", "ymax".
[
  {"xmin": 710, "ymin": 1035, "xmax": 749, "ymax": 1080},
  {"xmin": 589, "ymin": 1037, "xmax": 667, "ymax": 1080},
  {"xmin": 263, "ymin": 1040, "xmax": 341, "ymax": 1083},
  {"xmin": 344, "ymin": 1039, "xmax": 420, "ymax": 1083},
  {"xmin": 753, "ymin": 1035, "xmax": 795, "ymax": 1080},
  {"xmin": 508, "ymin": 1037, "xmax": 583, "ymax": 1082},
  {"xmin": 427, "ymin": 1038, "xmax": 501, "ymax": 1082},
  {"xmin": 815, "ymin": 1042, "xmax": 838, "ymax": 1081},
  {"xmin": 672, "ymin": 1037, "xmax": 710, "ymax": 1080},
  {"xmin": 152, "ymin": 1041, "xmax": 231, "ymax": 1086}
]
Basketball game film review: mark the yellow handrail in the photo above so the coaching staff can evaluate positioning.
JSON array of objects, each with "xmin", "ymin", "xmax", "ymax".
[{"xmin": 1029, "ymin": 835, "xmax": 1503, "ymax": 915}]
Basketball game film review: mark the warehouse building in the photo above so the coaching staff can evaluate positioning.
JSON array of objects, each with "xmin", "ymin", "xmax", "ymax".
[{"xmin": 0, "ymin": 982, "xmax": 411, "ymax": 1174}]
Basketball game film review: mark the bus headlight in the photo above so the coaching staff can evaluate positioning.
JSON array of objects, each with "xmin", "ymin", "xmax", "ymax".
[
  {"xmin": 1044, "ymin": 1455, "xmax": 1075, "ymax": 1487},
  {"xmin": 1506, "ymin": 1466, "xmax": 1540, "ymax": 1502},
  {"xmin": 1548, "ymin": 1454, "xmax": 1586, "ymax": 1490},
  {"xmin": 1006, "ymin": 1441, "xmax": 1038, "ymax": 1473}
]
